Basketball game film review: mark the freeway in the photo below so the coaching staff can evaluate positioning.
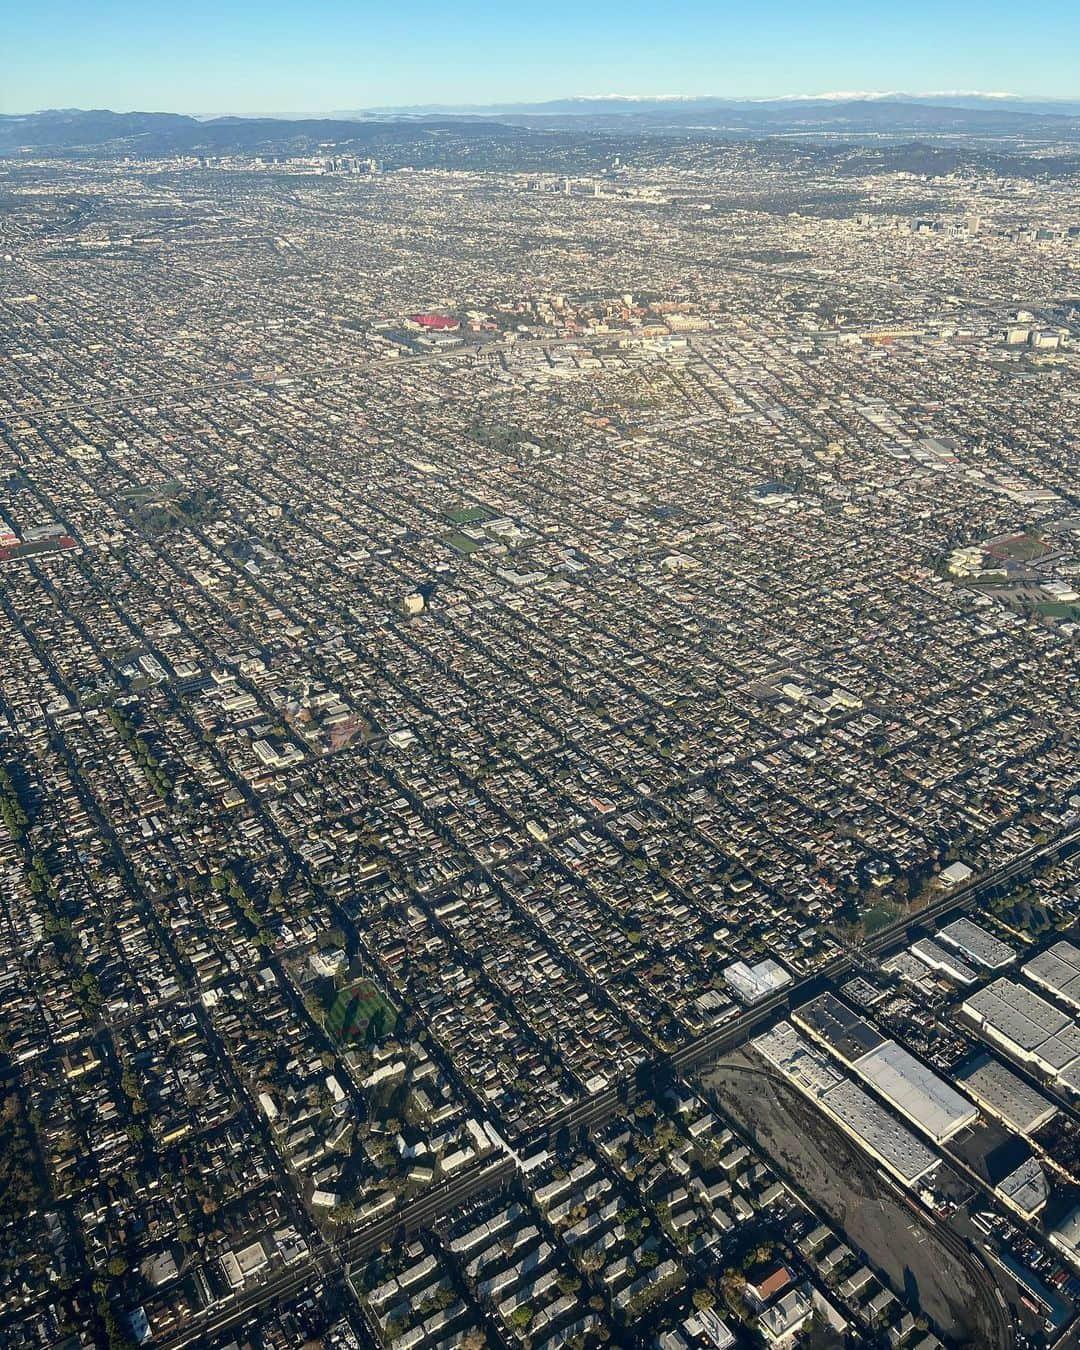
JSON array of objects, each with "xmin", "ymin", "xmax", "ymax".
[
  {"xmin": 521, "ymin": 822, "xmax": 1080, "ymax": 1148},
  {"xmin": 153, "ymin": 823, "xmax": 1078, "ymax": 1347},
  {"xmin": 336, "ymin": 1156, "xmax": 517, "ymax": 1266}
]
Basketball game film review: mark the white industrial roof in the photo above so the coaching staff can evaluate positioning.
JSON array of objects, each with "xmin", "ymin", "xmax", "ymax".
[
  {"xmin": 820, "ymin": 1079, "xmax": 939, "ymax": 1185},
  {"xmin": 724, "ymin": 957, "xmax": 792, "ymax": 1004},
  {"xmin": 954, "ymin": 1054, "xmax": 1057, "ymax": 1136},
  {"xmin": 1025, "ymin": 942, "xmax": 1080, "ymax": 1011},
  {"xmin": 753, "ymin": 1021, "xmax": 844, "ymax": 1098},
  {"xmin": 910, "ymin": 937, "xmax": 977, "ymax": 985},
  {"xmin": 965, "ymin": 978, "xmax": 1069, "ymax": 1046},
  {"xmin": 754, "ymin": 1022, "xmax": 938, "ymax": 1186},
  {"xmin": 854, "ymin": 1040, "xmax": 978, "ymax": 1142},
  {"xmin": 938, "ymin": 917, "xmax": 1015, "ymax": 969},
  {"xmin": 963, "ymin": 978, "xmax": 1080, "ymax": 1082}
]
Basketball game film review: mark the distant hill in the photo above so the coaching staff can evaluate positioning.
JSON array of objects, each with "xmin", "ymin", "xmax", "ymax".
[
  {"xmin": 483, "ymin": 98, "xmax": 1080, "ymax": 141},
  {"xmin": 0, "ymin": 109, "xmax": 199, "ymax": 151},
  {"xmin": 2, "ymin": 106, "xmax": 1078, "ymax": 178},
  {"xmin": 354, "ymin": 93, "xmax": 1080, "ymax": 137},
  {"xmin": 0, "ymin": 109, "xmax": 574, "ymax": 161}
]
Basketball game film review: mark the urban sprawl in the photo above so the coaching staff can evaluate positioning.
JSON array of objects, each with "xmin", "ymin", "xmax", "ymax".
[{"xmin": 0, "ymin": 141, "xmax": 1079, "ymax": 1350}]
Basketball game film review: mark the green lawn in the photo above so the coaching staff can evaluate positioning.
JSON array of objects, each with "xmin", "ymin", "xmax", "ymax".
[
  {"xmin": 447, "ymin": 531, "xmax": 485, "ymax": 554},
  {"xmin": 325, "ymin": 981, "xmax": 397, "ymax": 1045},
  {"xmin": 1033, "ymin": 601, "xmax": 1080, "ymax": 620},
  {"xmin": 990, "ymin": 532, "xmax": 1049, "ymax": 562},
  {"xmin": 445, "ymin": 504, "xmax": 494, "ymax": 525},
  {"xmin": 861, "ymin": 901, "xmax": 900, "ymax": 935}
]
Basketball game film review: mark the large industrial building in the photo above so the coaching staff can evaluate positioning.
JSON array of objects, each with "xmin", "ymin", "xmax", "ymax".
[
  {"xmin": 962, "ymin": 978, "xmax": 1080, "ymax": 1090},
  {"xmin": 794, "ymin": 994, "xmax": 978, "ymax": 1143},
  {"xmin": 937, "ymin": 916, "xmax": 1015, "ymax": 970},
  {"xmin": 754, "ymin": 1022, "xmax": 939, "ymax": 1187},
  {"xmin": 954, "ymin": 1053, "xmax": 1058, "ymax": 1136},
  {"xmin": 724, "ymin": 957, "xmax": 792, "ymax": 1005},
  {"xmin": 794, "ymin": 992, "xmax": 884, "ymax": 1061},
  {"xmin": 909, "ymin": 937, "xmax": 977, "ymax": 985},
  {"xmin": 1024, "ymin": 942, "xmax": 1080, "ymax": 1012},
  {"xmin": 854, "ymin": 1041, "xmax": 979, "ymax": 1143}
]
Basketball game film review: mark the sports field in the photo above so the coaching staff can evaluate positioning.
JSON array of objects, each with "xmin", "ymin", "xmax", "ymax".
[
  {"xmin": 324, "ymin": 981, "xmax": 397, "ymax": 1044},
  {"xmin": 445, "ymin": 504, "xmax": 493, "ymax": 525}
]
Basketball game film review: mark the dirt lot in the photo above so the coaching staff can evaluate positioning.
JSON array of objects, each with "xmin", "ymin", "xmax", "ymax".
[{"xmin": 699, "ymin": 1050, "xmax": 1011, "ymax": 1348}]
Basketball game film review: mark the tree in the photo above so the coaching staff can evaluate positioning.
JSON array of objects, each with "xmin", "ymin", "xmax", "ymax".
[{"xmin": 366, "ymin": 1007, "xmax": 387, "ymax": 1044}]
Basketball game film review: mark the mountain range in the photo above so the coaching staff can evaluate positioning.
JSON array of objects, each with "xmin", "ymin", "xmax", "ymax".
[{"xmin": 2, "ymin": 93, "xmax": 1080, "ymax": 162}]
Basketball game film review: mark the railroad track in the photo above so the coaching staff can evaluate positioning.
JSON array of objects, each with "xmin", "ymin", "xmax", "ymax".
[{"xmin": 154, "ymin": 825, "xmax": 1077, "ymax": 1346}]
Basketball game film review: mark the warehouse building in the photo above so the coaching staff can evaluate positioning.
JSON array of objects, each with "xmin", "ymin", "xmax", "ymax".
[
  {"xmin": 954, "ymin": 1053, "xmax": 1057, "ymax": 1136},
  {"xmin": 794, "ymin": 992, "xmax": 884, "ymax": 1061},
  {"xmin": 962, "ymin": 978, "xmax": 1080, "ymax": 1086},
  {"xmin": 995, "ymin": 1157, "xmax": 1049, "ymax": 1219},
  {"xmin": 1049, "ymin": 1207, "xmax": 1080, "ymax": 1271},
  {"xmin": 910, "ymin": 937, "xmax": 977, "ymax": 985},
  {"xmin": 854, "ymin": 1041, "xmax": 979, "ymax": 1143},
  {"xmin": 938, "ymin": 917, "xmax": 1015, "ymax": 970},
  {"xmin": 795, "ymin": 994, "xmax": 978, "ymax": 1143},
  {"xmin": 754, "ymin": 1022, "xmax": 939, "ymax": 1187},
  {"xmin": 1024, "ymin": 942, "xmax": 1080, "ymax": 1011},
  {"xmin": 755, "ymin": 1020, "xmax": 844, "ymax": 1097},
  {"xmin": 817, "ymin": 1079, "xmax": 939, "ymax": 1186},
  {"xmin": 724, "ymin": 957, "xmax": 792, "ymax": 1005},
  {"xmin": 883, "ymin": 950, "xmax": 938, "ymax": 995}
]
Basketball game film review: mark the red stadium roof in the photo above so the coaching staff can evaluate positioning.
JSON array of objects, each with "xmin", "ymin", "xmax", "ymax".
[{"xmin": 409, "ymin": 313, "xmax": 459, "ymax": 330}]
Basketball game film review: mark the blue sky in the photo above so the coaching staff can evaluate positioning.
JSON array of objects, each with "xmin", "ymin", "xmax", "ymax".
[{"xmin": 5, "ymin": 0, "xmax": 1079, "ymax": 115}]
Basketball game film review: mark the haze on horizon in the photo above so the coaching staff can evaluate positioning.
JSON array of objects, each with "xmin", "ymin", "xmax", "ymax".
[{"xmin": 5, "ymin": 0, "xmax": 1079, "ymax": 118}]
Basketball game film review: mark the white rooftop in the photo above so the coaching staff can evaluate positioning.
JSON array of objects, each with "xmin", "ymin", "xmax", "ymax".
[
  {"xmin": 853, "ymin": 1040, "xmax": 979, "ymax": 1143},
  {"xmin": 954, "ymin": 1054, "xmax": 1057, "ymax": 1136},
  {"xmin": 1025, "ymin": 942, "xmax": 1080, "ymax": 1011},
  {"xmin": 938, "ymin": 916, "xmax": 1014, "ymax": 970},
  {"xmin": 963, "ymin": 978, "xmax": 1080, "ymax": 1082},
  {"xmin": 910, "ymin": 937, "xmax": 977, "ymax": 985},
  {"xmin": 724, "ymin": 957, "xmax": 792, "ymax": 1004},
  {"xmin": 821, "ymin": 1078, "xmax": 939, "ymax": 1185},
  {"xmin": 755, "ymin": 1022, "xmax": 939, "ymax": 1186}
]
